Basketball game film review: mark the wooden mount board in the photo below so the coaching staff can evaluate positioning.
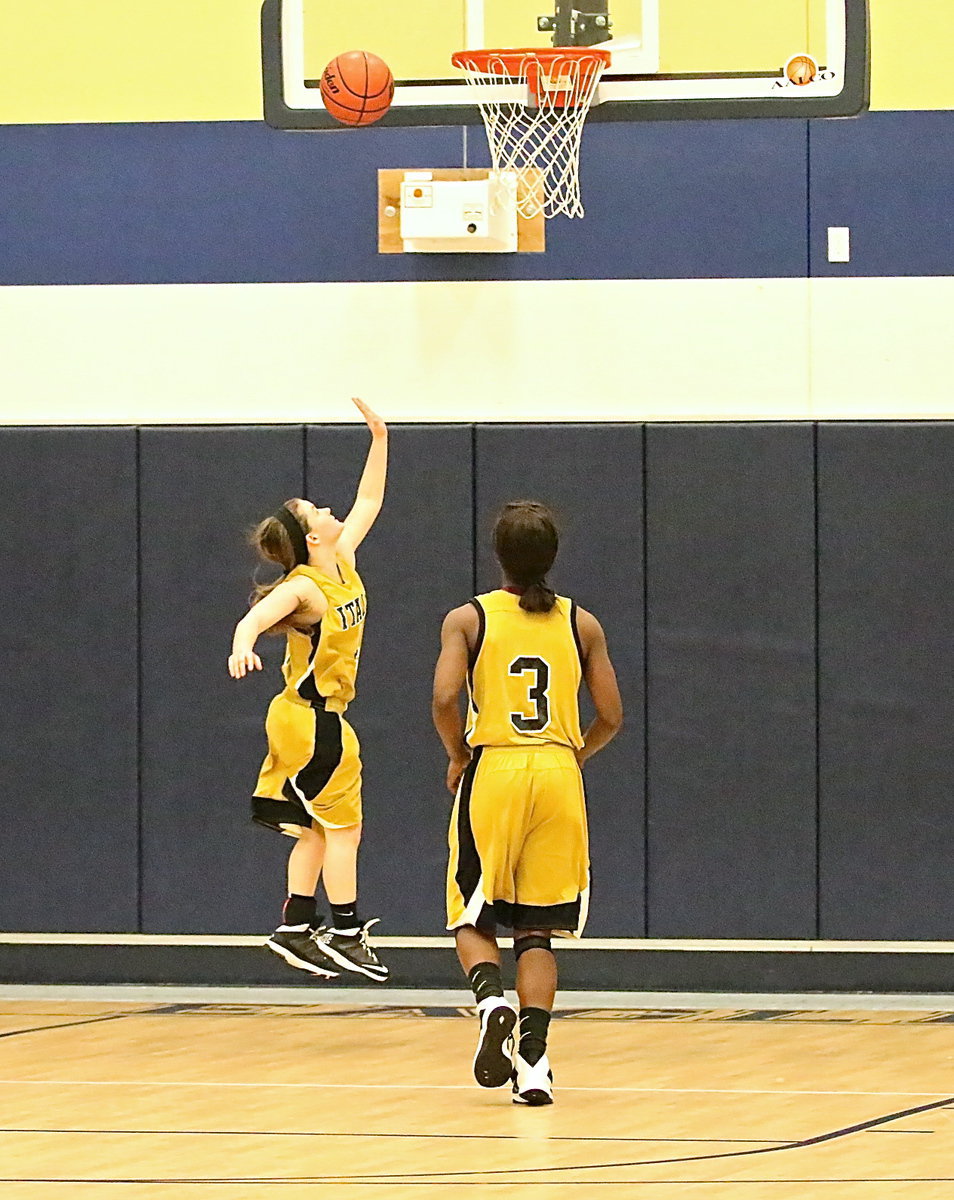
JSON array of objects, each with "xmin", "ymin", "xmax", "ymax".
[{"xmin": 378, "ymin": 168, "xmax": 546, "ymax": 253}]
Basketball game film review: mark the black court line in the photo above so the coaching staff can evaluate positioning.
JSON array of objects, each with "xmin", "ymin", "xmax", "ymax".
[
  {"xmin": 1, "ymin": 1095, "xmax": 950, "ymax": 1185},
  {"xmin": 0, "ymin": 1012, "xmax": 152, "ymax": 1042},
  {"xmin": 0, "ymin": 1129, "xmax": 786, "ymax": 1146},
  {"xmin": 867, "ymin": 1128, "xmax": 934, "ymax": 1134}
]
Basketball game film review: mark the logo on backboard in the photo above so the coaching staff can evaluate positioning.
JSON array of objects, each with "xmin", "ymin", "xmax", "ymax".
[{"xmin": 785, "ymin": 55, "xmax": 820, "ymax": 86}]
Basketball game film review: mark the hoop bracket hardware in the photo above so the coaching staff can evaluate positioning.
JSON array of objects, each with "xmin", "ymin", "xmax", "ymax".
[{"xmin": 537, "ymin": 2, "xmax": 613, "ymax": 48}]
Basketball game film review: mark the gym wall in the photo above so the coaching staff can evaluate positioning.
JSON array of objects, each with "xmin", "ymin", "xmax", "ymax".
[
  {"xmin": 3, "ymin": 420, "xmax": 954, "ymax": 951},
  {"xmin": 2, "ymin": 2, "xmax": 954, "ymax": 969}
]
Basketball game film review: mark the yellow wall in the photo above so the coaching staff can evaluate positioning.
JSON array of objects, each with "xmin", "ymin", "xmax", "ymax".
[
  {"xmin": 0, "ymin": 0, "xmax": 952, "ymax": 125},
  {"xmin": 869, "ymin": 0, "xmax": 954, "ymax": 110},
  {"xmin": 0, "ymin": 0, "xmax": 264, "ymax": 124}
]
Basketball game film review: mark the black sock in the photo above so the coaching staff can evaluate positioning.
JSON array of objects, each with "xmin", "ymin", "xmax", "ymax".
[
  {"xmin": 519, "ymin": 1006, "xmax": 551, "ymax": 1066},
  {"xmin": 282, "ymin": 894, "xmax": 317, "ymax": 928},
  {"xmin": 468, "ymin": 961, "xmax": 504, "ymax": 1005},
  {"xmin": 330, "ymin": 902, "xmax": 360, "ymax": 933}
]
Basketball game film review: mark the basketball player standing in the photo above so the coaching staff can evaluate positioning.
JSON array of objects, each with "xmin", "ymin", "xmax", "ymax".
[{"xmin": 433, "ymin": 501, "xmax": 623, "ymax": 1104}]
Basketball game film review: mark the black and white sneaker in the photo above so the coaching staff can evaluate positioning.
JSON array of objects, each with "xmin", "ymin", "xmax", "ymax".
[
  {"xmin": 265, "ymin": 924, "xmax": 339, "ymax": 979},
  {"xmin": 310, "ymin": 918, "xmax": 389, "ymax": 982},
  {"xmin": 512, "ymin": 1051, "xmax": 554, "ymax": 1106},
  {"xmin": 473, "ymin": 997, "xmax": 517, "ymax": 1088}
]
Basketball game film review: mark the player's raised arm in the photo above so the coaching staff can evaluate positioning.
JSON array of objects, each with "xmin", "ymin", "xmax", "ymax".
[
  {"xmin": 228, "ymin": 576, "xmax": 324, "ymax": 678},
  {"xmin": 432, "ymin": 604, "xmax": 479, "ymax": 794},
  {"xmin": 339, "ymin": 398, "xmax": 388, "ymax": 558},
  {"xmin": 575, "ymin": 607, "xmax": 623, "ymax": 765}
]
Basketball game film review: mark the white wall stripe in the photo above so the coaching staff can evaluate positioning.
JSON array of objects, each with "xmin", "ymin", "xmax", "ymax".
[{"xmin": 2, "ymin": 278, "xmax": 953, "ymax": 426}]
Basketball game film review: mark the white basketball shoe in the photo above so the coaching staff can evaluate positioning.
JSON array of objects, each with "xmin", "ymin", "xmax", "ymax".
[
  {"xmin": 511, "ymin": 1051, "xmax": 554, "ymax": 1106},
  {"xmin": 472, "ymin": 997, "xmax": 518, "ymax": 1088}
]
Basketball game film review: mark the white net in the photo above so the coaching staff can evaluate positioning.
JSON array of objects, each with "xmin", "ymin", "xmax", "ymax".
[{"xmin": 451, "ymin": 50, "xmax": 609, "ymax": 220}]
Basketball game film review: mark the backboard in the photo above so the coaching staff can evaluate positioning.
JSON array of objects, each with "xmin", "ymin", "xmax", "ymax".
[{"xmin": 262, "ymin": 0, "xmax": 869, "ymax": 130}]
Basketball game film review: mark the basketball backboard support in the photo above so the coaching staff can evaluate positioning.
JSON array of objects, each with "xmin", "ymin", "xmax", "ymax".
[{"xmin": 262, "ymin": 0, "xmax": 869, "ymax": 131}]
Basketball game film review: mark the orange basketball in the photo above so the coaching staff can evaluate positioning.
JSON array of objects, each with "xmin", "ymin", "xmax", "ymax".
[
  {"xmin": 785, "ymin": 54, "xmax": 818, "ymax": 86},
  {"xmin": 320, "ymin": 51, "xmax": 394, "ymax": 127}
]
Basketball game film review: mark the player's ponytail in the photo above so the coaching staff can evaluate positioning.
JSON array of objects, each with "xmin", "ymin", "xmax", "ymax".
[
  {"xmin": 246, "ymin": 499, "xmax": 310, "ymax": 630},
  {"xmin": 493, "ymin": 501, "xmax": 559, "ymax": 615},
  {"xmin": 519, "ymin": 580, "xmax": 557, "ymax": 614}
]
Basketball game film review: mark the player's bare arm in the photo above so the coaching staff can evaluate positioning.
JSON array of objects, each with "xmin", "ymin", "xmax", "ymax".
[
  {"xmin": 228, "ymin": 576, "xmax": 327, "ymax": 679},
  {"xmin": 575, "ymin": 607, "xmax": 623, "ymax": 765},
  {"xmin": 338, "ymin": 398, "xmax": 388, "ymax": 564},
  {"xmin": 432, "ymin": 603, "xmax": 480, "ymax": 794}
]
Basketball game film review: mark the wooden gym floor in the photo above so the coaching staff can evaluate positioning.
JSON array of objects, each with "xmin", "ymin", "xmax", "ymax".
[{"xmin": 2, "ymin": 997, "xmax": 954, "ymax": 1198}]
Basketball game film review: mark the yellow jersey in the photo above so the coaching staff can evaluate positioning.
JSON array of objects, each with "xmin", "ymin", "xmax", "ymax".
[
  {"xmin": 279, "ymin": 561, "xmax": 367, "ymax": 714},
  {"xmin": 465, "ymin": 589, "xmax": 584, "ymax": 750}
]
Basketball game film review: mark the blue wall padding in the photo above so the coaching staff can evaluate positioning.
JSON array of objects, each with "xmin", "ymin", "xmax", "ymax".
[
  {"xmin": 810, "ymin": 111, "xmax": 954, "ymax": 276},
  {"xmin": 474, "ymin": 424, "xmax": 646, "ymax": 936},
  {"xmin": 138, "ymin": 426, "xmax": 304, "ymax": 933},
  {"xmin": 0, "ymin": 117, "xmax": 806, "ymax": 284},
  {"xmin": 817, "ymin": 423, "xmax": 954, "ymax": 938},
  {"xmin": 9, "ymin": 422, "xmax": 954, "ymax": 940},
  {"xmin": 645, "ymin": 424, "xmax": 817, "ymax": 938},
  {"xmin": 306, "ymin": 424, "xmax": 474, "ymax": 934},
  {"xmin": 0, "ymin": 428, "xmax": 139, "ymax": 931}
]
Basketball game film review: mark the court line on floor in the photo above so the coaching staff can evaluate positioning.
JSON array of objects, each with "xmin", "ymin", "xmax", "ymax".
[
  {"xmin": 0, "ymin": 1012, "xmax": 151, "ymax": 1042},
  {"xmin": 5, "ymin": 1094, "xmax": 951, "ymax": 1187},
  {"xmin": 0, "ymin": 1079, "xmax": 949, "ymax": 1098},
  {"xmin": 0, "ymin": 1128, "xmax": 787, "ymax": 1146},
  {"xmin": 25, "ymin": 1092, "xmax": 943, "ymax": 1185}
]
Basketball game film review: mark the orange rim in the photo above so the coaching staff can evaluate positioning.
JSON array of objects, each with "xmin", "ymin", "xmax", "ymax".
[
  {"xmin": 452, "ymin": 47, "xmax": 610, "ymax": 107},
  {"xmin": 451, "ymin": 48, "xmax": 612, "ymax": 71}
]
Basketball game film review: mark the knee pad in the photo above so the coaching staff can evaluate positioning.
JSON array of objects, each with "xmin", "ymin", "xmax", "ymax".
[{"xmin": 513, "ymin": 934, "xmax": 552, "ymax": 961}]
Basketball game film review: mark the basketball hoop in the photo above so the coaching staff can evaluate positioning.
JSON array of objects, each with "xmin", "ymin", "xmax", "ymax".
[{"xmin": 451, "ymin": 48, "xmax": 611, "ymax": 220}]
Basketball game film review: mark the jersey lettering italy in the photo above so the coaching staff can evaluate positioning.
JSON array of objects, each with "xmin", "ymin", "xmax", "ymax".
[
  {"xmin": 466, "ymin": 590, "xmax": 584, "ymax": 750},
  {"xmin": 280, "ymin": 561, "xmax": 366, "ymax": 713}
]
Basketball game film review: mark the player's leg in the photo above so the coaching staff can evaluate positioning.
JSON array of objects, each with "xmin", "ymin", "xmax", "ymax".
[
  {"xmin": 286, "ymin": 820, "xmax": 326, "ymax": 922},
  {"xmin": 509, "ymin": 748, "xmax": 589, "ymax": 1105},
  {"xmin": 456, "ymin": 922, "xmax": 517, "ymax": 1088},
  {"xmin": 302, "ymin": 717, "xmax": 389, "ymax": 981},
  {"xmin": 265, "ymin": 821, "xmax": 340, "ymax": 978},
  {"xmin": 512, "ymin": 929, "xmax": 557, "ymax": 1106},
  {"xmin": 447, "ymin": 749, "xmax": 518, "ymax": 1088},
  {"xmin": 254, "ymin": 698, "xmax": 340, "ymax": 977},
  {"xmin": 310, "ymin": 821, "xmax": 387, "ymax": 982}
]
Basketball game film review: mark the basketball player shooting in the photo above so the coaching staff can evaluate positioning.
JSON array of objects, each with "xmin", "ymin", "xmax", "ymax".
[
  {"xmin": 228, "ymin": 397, "xmax": 389, "ymax": 983},
  {"xmin": 433, "ymin": 501, "xmax": 623, "ymax": 1105}
]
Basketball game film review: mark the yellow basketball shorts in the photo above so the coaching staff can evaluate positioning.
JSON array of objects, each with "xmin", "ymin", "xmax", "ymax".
[
  {"xmin": 252, "ymin": 694, "xmax": 362, "ymax": 836},
  {"xmin": 446, "ymin": 744, "xmax": 590, "ymax": 937}
]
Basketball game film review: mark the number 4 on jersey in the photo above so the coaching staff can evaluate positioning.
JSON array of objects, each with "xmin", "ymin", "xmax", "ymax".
[{"xmin": 509, "ymin": 656, "xmax": 551, "ymax": 733}]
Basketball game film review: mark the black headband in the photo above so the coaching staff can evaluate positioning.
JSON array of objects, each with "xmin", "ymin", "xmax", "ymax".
[{"xmin": 274, "ymin": 504, "xmax": 309, "ymax": 569}]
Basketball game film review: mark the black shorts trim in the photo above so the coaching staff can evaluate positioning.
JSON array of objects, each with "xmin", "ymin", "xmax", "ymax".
[
  {"xmin": 489, "ymin": 899, "xmax": 582, "ymax": 932},
  {"xmin": 454, "ymin": 747, "xmax": 484, "ymax": 909},
  {"xmin": 251, "ymin": 794, "xmax": 311, "ymax": 834},
  {"xmin": 286, "ymin": 705, "xmax": 343, "ymax": 804}
]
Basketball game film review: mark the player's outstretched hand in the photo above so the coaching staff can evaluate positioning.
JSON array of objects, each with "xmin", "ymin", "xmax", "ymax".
[
  {"xmin": 229, "ymin": 651, "xmax": 263, "ymax": 679},
  {"xmin": 352, "ymin": 397, "xmax": 387, "ymax": 438}
]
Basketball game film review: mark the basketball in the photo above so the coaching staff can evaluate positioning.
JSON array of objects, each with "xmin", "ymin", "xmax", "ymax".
[{"xmin": 320, "ymin": 51, "xmax": 394, "ymax": 127}]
